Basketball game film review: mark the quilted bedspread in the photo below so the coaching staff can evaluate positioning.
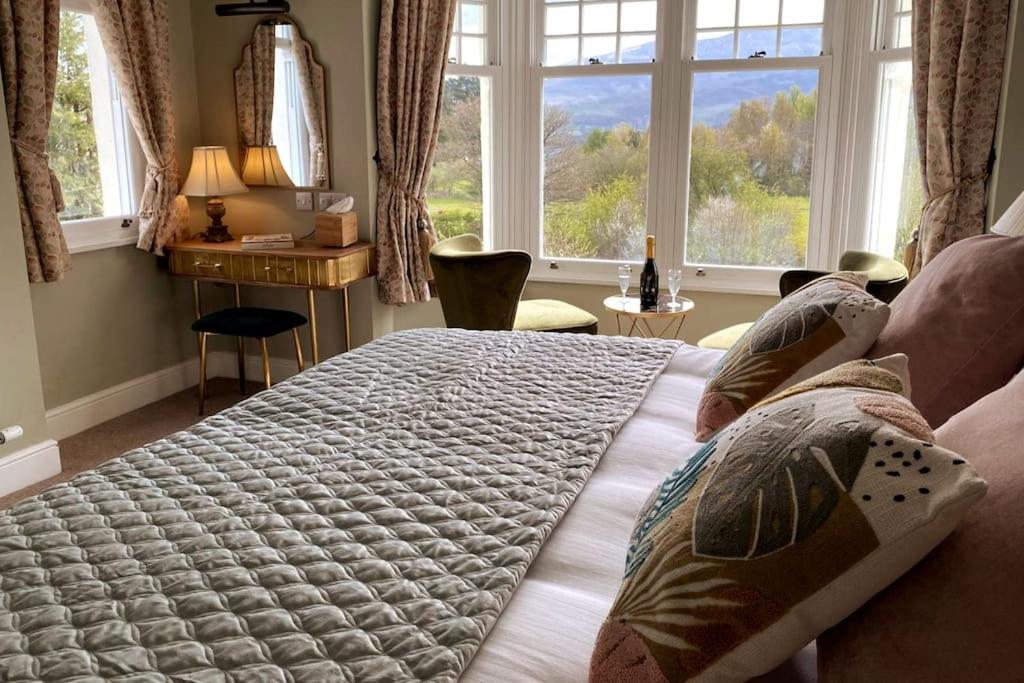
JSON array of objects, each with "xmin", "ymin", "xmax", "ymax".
[{"xmin": 0, "ymin": 329, "xmax": 677, "ymax": 682}]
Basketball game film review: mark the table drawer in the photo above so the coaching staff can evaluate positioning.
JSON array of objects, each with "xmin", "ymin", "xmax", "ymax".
[
  {"xmin": 175, "ymin": 251, "xmax": 230, "ymax": 279},
  {"xmin": 170, "ymin": 245, "xmax": 374, "ymax": 289}
]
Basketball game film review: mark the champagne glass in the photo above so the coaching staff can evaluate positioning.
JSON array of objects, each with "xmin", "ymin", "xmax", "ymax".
[
  {"xmin": 617, "ymin": 265, "xmax": 631, "ymax": 304},
  {"xmin": 667, "ymin": 269, "xmax": 682, "ymax": 310}
]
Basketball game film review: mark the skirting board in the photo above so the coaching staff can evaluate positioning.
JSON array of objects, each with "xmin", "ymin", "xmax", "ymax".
[
  {"xmin": 46, "ymin": 352, "xmax": 303, "ymax": 441},
  {"xmin": 0, "ymin": 439, "xmax": 61, "ymax": 499}
]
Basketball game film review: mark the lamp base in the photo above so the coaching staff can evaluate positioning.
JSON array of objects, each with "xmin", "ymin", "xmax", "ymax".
[{"xmin": 201, "ymin": 197, "xmax": 234, "ymax": 243}]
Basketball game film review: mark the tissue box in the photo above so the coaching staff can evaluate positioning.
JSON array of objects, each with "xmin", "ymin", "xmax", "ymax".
[{"xmin": 314, "ymin": 211, "xmax": 358, "ymax": 247}]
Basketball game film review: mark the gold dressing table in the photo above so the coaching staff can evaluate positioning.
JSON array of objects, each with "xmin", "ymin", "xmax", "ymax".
[{"xmin": 166, "ymin": 239, "xmax": 375, "ymax": 363}]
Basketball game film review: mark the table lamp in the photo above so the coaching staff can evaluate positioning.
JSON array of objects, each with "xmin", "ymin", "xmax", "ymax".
[
  {"xmin": 241, "ymin": 145, "xmax": 295, "ymax": 187},
  {"xmin": 181, "ymin": 146, "xmax": 249, "ymax": 243}
]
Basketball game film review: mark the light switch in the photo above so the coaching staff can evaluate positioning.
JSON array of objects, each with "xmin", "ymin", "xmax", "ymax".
[
  {"xmin": 295, "ymin": 191, "xmax": 314, "ymax": 211},
  {"xmin": 317, "ymin": 192, "xmax": 348, "ymax": 211}
]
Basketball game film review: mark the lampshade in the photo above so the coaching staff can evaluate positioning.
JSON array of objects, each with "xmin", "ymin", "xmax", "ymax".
[
  {"xmin": 181, "ymin": 146, "xmax": 248, "ymax": 198},
  {"xmin": 241, "ymin": 146, "xmax": 295, "ymax": 187}
]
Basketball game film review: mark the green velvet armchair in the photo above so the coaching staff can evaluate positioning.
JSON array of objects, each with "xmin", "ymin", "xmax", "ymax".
[
  {"xmin": 430, "ymin": 234, "xmax": 599, "ymax": 334},
  {"xmin": 697, "ymin": 250, "xmax": 909, "ymax": 351}
]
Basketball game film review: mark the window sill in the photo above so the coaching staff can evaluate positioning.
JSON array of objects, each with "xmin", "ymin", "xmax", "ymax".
[
  {"xmin": 526, "ymin": 270, "xmax": 781, "ymax": 297},
  {"xmin": 62, "ymin": 216, "xmax": 139, "ymax": 255}
]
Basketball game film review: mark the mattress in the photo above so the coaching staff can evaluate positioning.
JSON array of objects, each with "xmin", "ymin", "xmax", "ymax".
[{"xmin": 462, "ymin": 343, "xmax": 818, "ymax": 682}]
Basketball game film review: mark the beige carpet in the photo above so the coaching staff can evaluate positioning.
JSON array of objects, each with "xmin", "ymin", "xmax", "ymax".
[{"xmin": 0, "ymin": 378, "xmax": 261, "ymax": 510}]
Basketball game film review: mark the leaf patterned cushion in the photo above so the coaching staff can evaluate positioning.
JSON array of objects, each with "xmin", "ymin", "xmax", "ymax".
[
  {"xmin": 590, "ymin": 360, "xmax": 987, "ymax": 682},
  {"xmin": 696, "ymin": 272, "xmax": 890, "ymax": 441}
]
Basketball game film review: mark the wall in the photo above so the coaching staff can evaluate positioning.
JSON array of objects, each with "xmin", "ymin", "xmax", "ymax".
[
  {"xmin": 188, "ymin": 0, "xmax": 377, "ymax": 360},
  {"xmin": 0, "ymin": 106, "xmax": 49, "ymax": 459},
  {"xmin": 29, "ymin": 0, "xmax": 203, "ymax": 409}
]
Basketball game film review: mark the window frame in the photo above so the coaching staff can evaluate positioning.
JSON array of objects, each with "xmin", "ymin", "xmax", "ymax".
[
  {"xmin": 55, "ymin": 0, "xmax": 144, "ymax": 254},
  {"xmin": 443, "ymin": 0, "xmax": 917, "ymax": 295}
]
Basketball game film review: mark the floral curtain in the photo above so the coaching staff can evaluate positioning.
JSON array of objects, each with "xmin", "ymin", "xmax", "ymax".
[
  {"xmin": 0, "ymin": 0, "xmax": 70, "ymax": 283},
  {"xmin": 234, "ymin": 23, "xmax": 275, "ymax": 159},
  {"xmin": 375, "ymin": 0, "xmax": 457, "ymax": 305},
  {"xmin": 292, "ymin": 26, "xmax": 327, "ymax": 187},
  {"xmin": 91, "ymin": 0, "xmax": 188, "ymax": 254},
  {"xmin": 910, "ymin": 0, "xmax": 1010, "ymax": 275}
]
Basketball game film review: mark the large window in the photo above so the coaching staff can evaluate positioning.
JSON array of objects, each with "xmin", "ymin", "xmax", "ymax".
[
  {"xmin": 51, "ymin": 1, "xmax": 143, "ymax": 251},
  {"xmin": 426, "ymin": 0, "xmax": 925, "ymax": 292},
  {"xmin": 428, "ymin": 0, "xmax": 497, "ymax": 244}
]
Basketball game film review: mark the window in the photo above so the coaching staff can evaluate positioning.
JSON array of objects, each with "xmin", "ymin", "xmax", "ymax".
[
  {"xmin": 272, "ymin": 24, "xmax": 312, "ymax": 186},
  {"xmin": 860, "ymin": 0, "xmax": 922, "ymax": 259},
  {"xmin": 428, "ymin": 0, "xmax": 497, "ymax": 244},
  {"xmin": 50, "ymin": 1, "xmax": 143, "ymax": 251},
  {"xmin": 539, "ymin": 0, "xmax": 657, "ymax": 263},
  {"xmin": 426, "ymin": 0, "xmax": 925, "ymax": 293}
]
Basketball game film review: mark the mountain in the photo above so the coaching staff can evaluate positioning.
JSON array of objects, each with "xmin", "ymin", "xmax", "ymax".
[{"xmin": 543, "ymin": 31, "xmax": 820, "ymax": 138}]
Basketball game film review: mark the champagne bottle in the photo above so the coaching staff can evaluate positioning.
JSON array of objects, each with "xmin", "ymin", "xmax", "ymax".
[{"xmin": 640, "ymin": 235, "xmax": 659, "ymax": 311}]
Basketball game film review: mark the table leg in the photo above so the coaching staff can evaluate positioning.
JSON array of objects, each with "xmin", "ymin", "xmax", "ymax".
[
  {"xmin": 616, "ymin": 313, "xmax": 622, "ymax": 336},
  {"xmin": 342, "ymin": 287, "xmax": 351, "ymax": 352},
  {"xmin": 234, "ymin": 285, "xmax": 245, "ymax": 394},
  {"xmin": 307, "ymin": 289, "xmax": 319, "ymax": 365}
]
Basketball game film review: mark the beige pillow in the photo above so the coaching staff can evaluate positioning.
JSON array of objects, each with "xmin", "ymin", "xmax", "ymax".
[
  {"xmin": 592, "ymin": 360, "xmax": 985, "ymax": 682},
  {"xmin": 696, "ymin": 273, "xmax": 889, "ymax": 441}
]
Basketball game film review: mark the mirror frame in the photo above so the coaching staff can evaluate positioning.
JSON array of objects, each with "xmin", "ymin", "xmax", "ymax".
[{"xmin": 233, "ymin": 14, "xmax": 330, "ymax": 189}]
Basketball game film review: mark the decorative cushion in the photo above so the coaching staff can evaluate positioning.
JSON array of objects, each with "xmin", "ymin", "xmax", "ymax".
[
  {"xmin": 696, "ymin": 322, "xmax": 753, "ymax": 351},
  {"xmin": 514, "ymin": 299, "xmax": 599, "ymax": 334},
  {"xmin": 591, "ymin": 359, "xmax": 986, "ymax": 682},
  {"xmin": 868, "ymin": 233, "xmax": 1024, "ymax": 427},
  {"xmin": 818, "ymin": 369, "xmax": 1024, "ymax": 682},
  {"xmin": 696, "ymin": 272, "xmax": 890, "ymax": 441}
]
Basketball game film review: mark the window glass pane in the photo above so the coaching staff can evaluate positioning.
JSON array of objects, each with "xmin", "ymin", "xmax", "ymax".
[
  {"xmin": 545, "ymin": 36, "xmax": 579, "ymax": 65},
  {"xmin": 461, "ymin": 36, "xmax": 486, "ymax": 65},
  {"xmin": 272, "ymin": 34, "xmax": 311, "ymax": 186},
  {"xmin": 51, "ymin": 9, "xmax": 131, "ymax": 221},
  {"xmin": 621, "ymin": 33, "xmax": 656, "ymax": 62},
  {"xmin": 781, "ymin": 0, "xmax": 824, "ymax": 24},
  {"xmin": 895, "ymin": 14, "xmax": 912, "ymax": 48},
  {"xmin": 738, "ymin": 28, "xmax": 777, "ymax": 57},
  {"xmin": 428, "ymin": 76, "xmax": 491, "ymax": 243},
  {"xmin": 696, "ymin": 30, "xmax": 734, "ymax": 59},
  {"xmin": 686, "ymin": 70, "xmax": 819, "ymax": 268},
  {"xmin": 739, "ymin": 0, "xmax": 779, "ymax": 27},
  {"xmin": 697, "ymin": 0, "xmax": 736, "ymax": 29},
  {"xmin": 582, "ymin": 35, "xmax": 617, "ymax": 63},
  {"xmin": 780, "ymin": 27, "xmax": 821, "ymax": 56},
  {"xmin": 461, "ymin": 2, "xmax": 485, "ymax": 34},
  {"xmin": 542, "ymin": 75, "xmax": 652, "ymax": 261},
  {"xmin": 546, "ymin": 4, "xmax": 579, "ymax": 35},
  {"xmin": 867, "ymin": 61, "xmax": 922, "ymax": 259},
  {"xmin": 582, "ymin": 2, "xmax": 618, "ymax": 33},
  {"xmin": 620, "ymin": 1, "xmax": 657, "ymax": 32}
]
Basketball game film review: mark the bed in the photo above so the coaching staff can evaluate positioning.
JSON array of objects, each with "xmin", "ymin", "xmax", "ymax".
[{"xmin": 0, "ymin": 329, "xmax": 812, "ymax": 682}]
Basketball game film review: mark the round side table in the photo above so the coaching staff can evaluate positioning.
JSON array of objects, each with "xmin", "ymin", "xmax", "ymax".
[{"xmin": 604, "ymin": 295, "xmax": 696, "ymax": 340}]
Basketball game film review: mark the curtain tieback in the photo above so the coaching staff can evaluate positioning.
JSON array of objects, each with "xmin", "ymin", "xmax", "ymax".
[
  {"xmin": 380, "ymin": 171, "xmax": 429, "ymax": 229},
  {"xmin": 12, "ymin": 137, "xmax": 65, "ymax": 213},
  {"xmin": 140, "ymin": 162, "xmax": 175, "ymax": 218},
  {"xmin": 921, "ymin": 173, "xmax": 989, "ymax": 212},
  {"xmin": 146, "ymin": 161, "xmax": 173, "ymax": 179}
]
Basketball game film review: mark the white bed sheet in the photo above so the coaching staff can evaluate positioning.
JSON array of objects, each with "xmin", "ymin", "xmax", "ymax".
[{"xmin": 461, "ymin": 344, "xmax": 817, "ymax": 682}]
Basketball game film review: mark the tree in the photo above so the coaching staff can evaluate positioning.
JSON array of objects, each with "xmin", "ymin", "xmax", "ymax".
[{"xmin": 48, "ymin": 12, "xmax": 102, "ymax": 220}]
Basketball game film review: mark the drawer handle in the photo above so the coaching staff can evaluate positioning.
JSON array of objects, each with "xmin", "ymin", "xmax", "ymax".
[
  {"xmin": 264, "ymin": 265, "xmax": 295, "ymax": 273},
  {"xmin": 193, "ymin": 260, "xmax": 223, "ymax": 270}
]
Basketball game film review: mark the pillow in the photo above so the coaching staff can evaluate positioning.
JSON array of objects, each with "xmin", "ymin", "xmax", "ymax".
[
  {"xmin": 868, "ymin": 233, "xmax": 1024, "ymax": 427},
  {"xmin": 696, "ymin": 272, "xmax": 890, "ymax": 441},
  {"xmin": 817, "ymin": 369, "xmax": 1024, "ymax": 682},
  {"xmin": 591, "ymin": 360, "xmax": 986, "ymax": 683}
]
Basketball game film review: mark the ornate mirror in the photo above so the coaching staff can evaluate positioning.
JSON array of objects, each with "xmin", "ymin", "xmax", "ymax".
[{"xmin": 234, "ymin": 17, "xmax": 328, "ymax": 188}]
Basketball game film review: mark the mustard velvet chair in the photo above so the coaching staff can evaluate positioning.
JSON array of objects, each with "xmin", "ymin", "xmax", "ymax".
[
  {"xmin": 430, "ymin": 234, "xmax": 599, "ymax": 334},
  {"xmin": 697, "ymin": 250, "xmax": 909, "ymax": 351}
]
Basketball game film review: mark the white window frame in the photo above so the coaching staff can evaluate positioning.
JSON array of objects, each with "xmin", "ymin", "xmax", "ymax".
[
  {"xmin": 444, "ymin": 0, "xmax": 919, "ymax": 295},
  {"xmin": 55, "ymin": 0, "xmax": 144, "ymax": 254}
]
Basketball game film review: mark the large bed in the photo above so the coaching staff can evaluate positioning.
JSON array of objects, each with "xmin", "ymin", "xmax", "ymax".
[{"xmin": 0, "ymin": 329, "xmax": 812, "ymax": 682}]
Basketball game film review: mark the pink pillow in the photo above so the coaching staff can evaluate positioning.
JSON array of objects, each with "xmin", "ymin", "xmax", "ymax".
[
  {"xmin": 868, "ymin": 234, "xmax": 1024, "ymax": 427},
  {"xmin": 817, "ymin": 369, "xmax": 1024, "ymax": 682}
]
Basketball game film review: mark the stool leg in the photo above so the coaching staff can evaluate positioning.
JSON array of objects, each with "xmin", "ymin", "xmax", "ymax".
[
  {"xmin": 260, "ymin": 338, "xmax": 271, "ymax": 390},
  {"xmin": 198, "ymin": 332, "xmax": 208, "ymax": 416},
  {"xmin": 237, "ymin": 337, "xmax": 246, "ymax": 395},
  {"xmin": 292, "ymin": 329, "xmax": 305, "ymax": 372}
]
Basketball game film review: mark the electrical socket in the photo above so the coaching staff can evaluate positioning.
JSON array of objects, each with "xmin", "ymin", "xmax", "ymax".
[
  {"xmin": 295, "ymin": 191, "xmax": 314, "ymax": 211},
  {"xmin": 317, "ymin": 192, "xmax": 348, "ymax": 211}
]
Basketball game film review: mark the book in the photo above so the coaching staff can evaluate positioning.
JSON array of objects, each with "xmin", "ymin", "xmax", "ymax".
[{"xmin": 240, "ymin": 233, "xmax": 295, "ymax": 250}]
